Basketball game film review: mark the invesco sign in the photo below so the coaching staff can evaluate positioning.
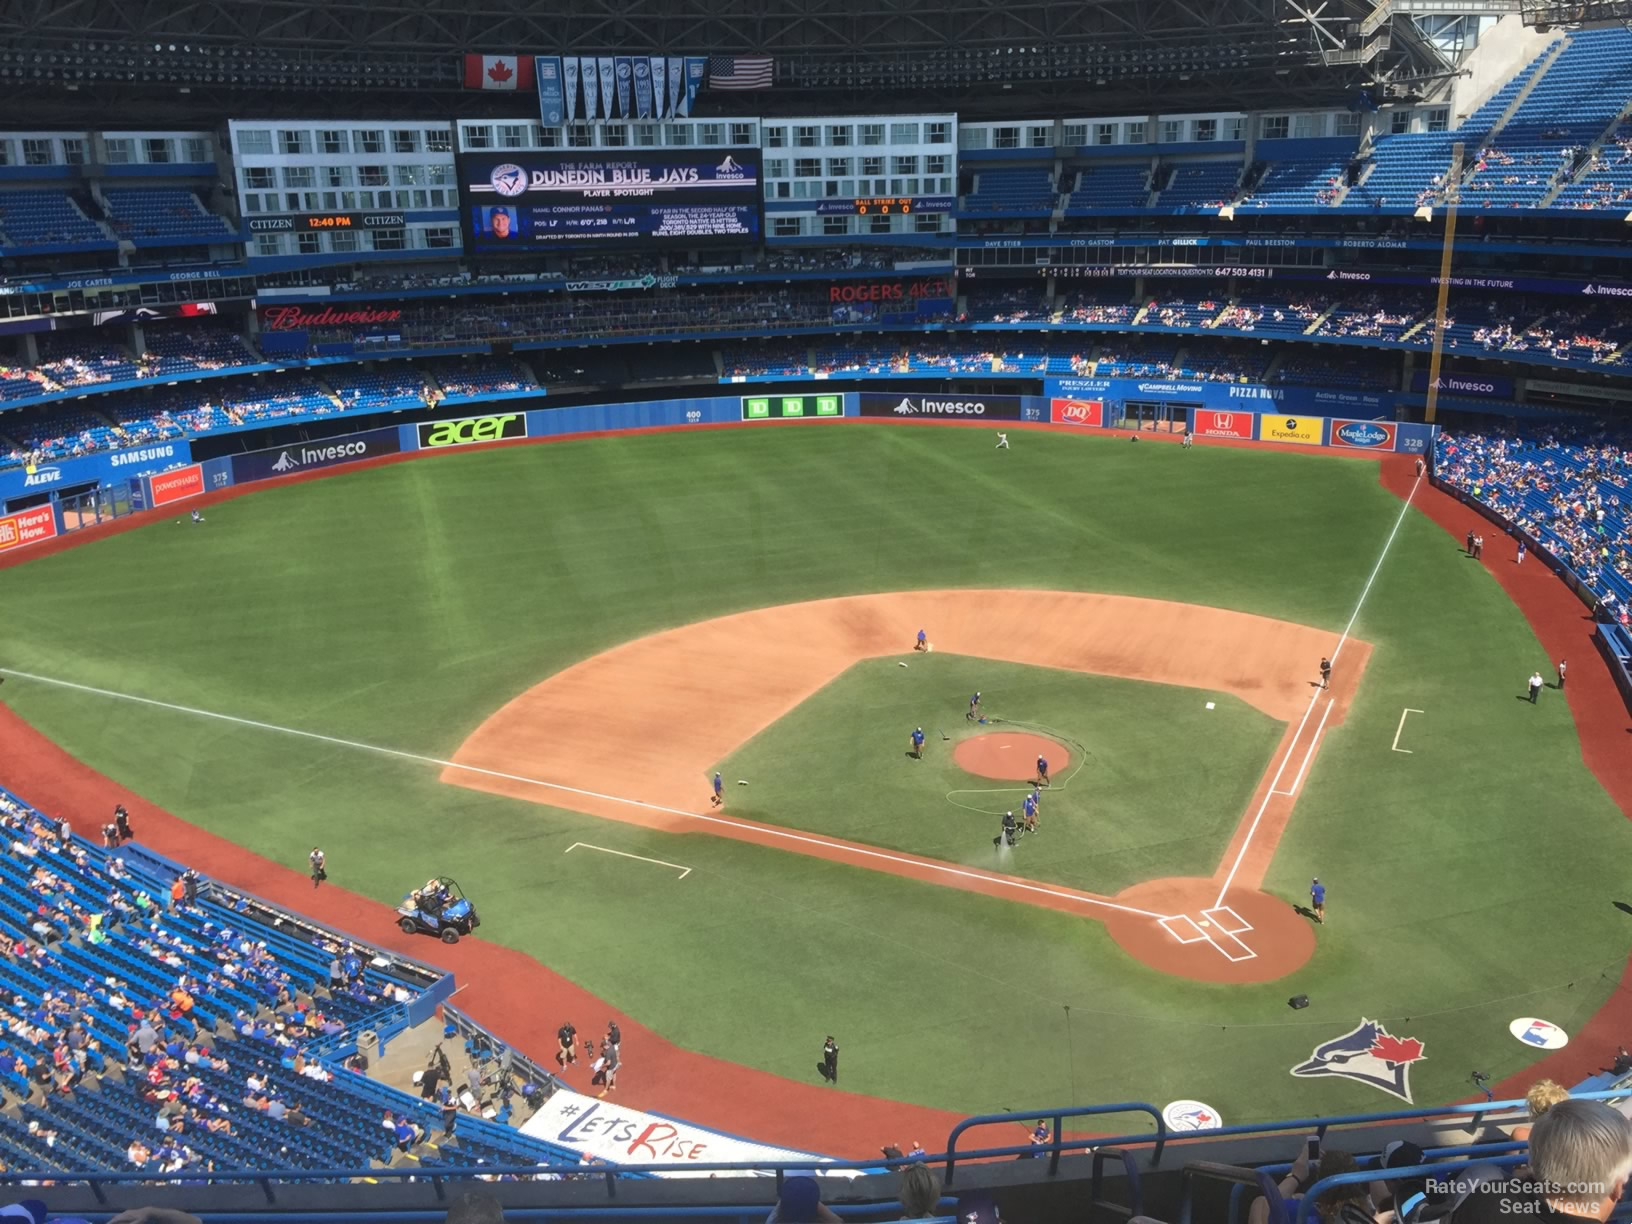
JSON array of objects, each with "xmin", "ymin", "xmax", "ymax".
[
  {"xmin": 417, "ymin": 413, "xmax": 527, "ymax": 448},
  {"xmin": 858, "ymin": 392, "xmax": 1023, "ymax": 421}
]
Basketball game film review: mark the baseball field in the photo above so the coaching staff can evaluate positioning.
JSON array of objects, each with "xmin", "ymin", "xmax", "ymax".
[{"xmin": 0, "ymin": 421, "xmax": 1627, "ymax": 1133}]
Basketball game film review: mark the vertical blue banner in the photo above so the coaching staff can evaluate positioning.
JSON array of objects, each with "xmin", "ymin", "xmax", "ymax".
[
  {"xmin": 563, "ymin": 56, "xmax": 580, "ymax": 122},
  {"xmin": 614, "ymin": 56, "xmax": 634, "ymax": 117},
  {"xmin": 682, "ymin": 56, "xmax": 706, "ymax": 116},
  {"xmin": 633, "ymin": 57, "xmax": 653, "ymax": 118},
  {"xmin": 598, "ymin": 58, "xmax": 616, "ymax": 116},
  {"xmin": 650, "ymin": 57, "xmax": 667, "ymax": 118},
  {"xmin": 667, "ymin": 56, "xmax": 684, "ymax": 117},
  {"xmin": 581, "ymin": 56, "xmax": 600, "ymax": 120},
  {"xmin": 535, "ymin": 56, "xmax": 564, "ymax": 126}
]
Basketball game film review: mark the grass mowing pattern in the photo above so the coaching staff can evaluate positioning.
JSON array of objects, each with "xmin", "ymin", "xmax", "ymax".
[
  {"xmin": 718, "ymin": 655, "xmax": 1282, "ymax": 896},
  {"xmin": 0, "ymin": 426, "xmax": 1626, "ymax": 1120}
]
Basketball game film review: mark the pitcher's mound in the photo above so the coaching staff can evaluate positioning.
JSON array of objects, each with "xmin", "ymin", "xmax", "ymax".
[{"xmin": 953, "ymin": 732, "xmax": 1071, "ymax": 780}]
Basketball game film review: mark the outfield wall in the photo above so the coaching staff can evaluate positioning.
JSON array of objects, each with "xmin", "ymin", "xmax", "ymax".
[{"xmin": 0, "ymin": 393, "xmax": 1435, "ymax": 555}]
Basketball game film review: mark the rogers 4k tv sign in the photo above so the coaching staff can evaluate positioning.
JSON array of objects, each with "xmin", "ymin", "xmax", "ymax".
[
  {"xmin": 858, "ymin": 393, "xmax": 1024, "ymax": 421},
  {"xmin": 417, "ymin": 412, "xmax": 528, "ymax": 449}
]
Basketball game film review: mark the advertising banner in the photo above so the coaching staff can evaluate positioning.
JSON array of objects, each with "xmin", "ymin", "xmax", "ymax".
[
  {"xmin": 1408, "ymin": 371, "xmax": 1516, "ymax": 399},
  {"xmin": 0, "ymin": 441, "xmax": 191, "ymax": 505},
  {"xmin": 1190, "ymin": 410, "xmax": 1256, "ymax": 440},
  {"xmin": 148, "ymin": 464, "xmax": 204, "ymax": 507},
  {"xmin": 740, "ymin": 394, "xmax": 842, "ymax": 420},
  {"xmin": 1329, "ymin": 419, "xmax": 1398, "ymax": 450},
  {"xmin": 1258, "ymin": 415, "xmax": 1325, "ymax": 446},
  {"xmin": 0, "ymin": 504, "xmax": 58, "ymax": 553},
  {"xmin": 520, "ymin": 1090, "xmax": 837, "ymax": 1178},
  {"xmin": 230, "ymin": 427, "xmax": 401, "ymax": 485},
  {"xmin": 858, "ymin": 392, "xmax": 1024, "ymax": 421},
  {"xmin": 417, "ymin": 412, "xmax": 528, "ymax": 448},
  {"xmin": 1050, "ymin": 398, "xmax": 1104, "ymax": 427}
]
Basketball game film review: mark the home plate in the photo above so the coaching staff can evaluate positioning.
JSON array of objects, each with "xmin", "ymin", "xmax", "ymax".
[{"xmin": 1205, "ymin": 702, "xmax": 1215, "ymax": 710}]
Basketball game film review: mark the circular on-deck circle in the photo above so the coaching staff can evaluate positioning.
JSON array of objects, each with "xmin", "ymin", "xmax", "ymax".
[{"xmin": 952, "ymin": 732, "xmax": 1071, "ymax": 780}]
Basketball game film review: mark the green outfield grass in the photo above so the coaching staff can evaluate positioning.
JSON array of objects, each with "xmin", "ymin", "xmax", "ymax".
[
  {"xmin": 717, "ymin": 655, "xmax": 1282, "ymax": 895},
  {"xmin": 0, "ymin": 424, "xmax": 1627, "ymax": 1122}
]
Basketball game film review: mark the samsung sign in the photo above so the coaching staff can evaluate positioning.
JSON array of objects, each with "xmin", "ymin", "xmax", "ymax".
[
  {"xmin": 858, "ymin": 393, "xmax": 1024, "ymax": 421},
  {"xmin": 229, "ymin": 427, "xmax": 401, "ymax": 485}
]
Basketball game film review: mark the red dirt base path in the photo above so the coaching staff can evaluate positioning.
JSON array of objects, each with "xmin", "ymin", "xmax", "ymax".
[
  {"xmin": 0, "ymin": 702, "xmax": 967, "ymax": 1158},
  {"xmin": 953, "ymin": 732, "xmax": 1070, "ymax": 781}
]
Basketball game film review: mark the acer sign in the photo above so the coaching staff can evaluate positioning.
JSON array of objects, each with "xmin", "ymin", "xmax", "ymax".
[
  {"xmin": 416, "ymin": 413, "xmax": 528, "ymax": 449},
  {"xmin": 1191, "ymin": 410, "xmax": 1255, "ymax": 440},
  {"xmin": 858, "ymin": 393, "xmax": 1023, "ymax": 421},
  {"xmin": 1050, "ymin": 399, "xmax": 1104, "ymax": 427},
  {"xmin": 258, "ymin": 306, "xmax": 405, "ymax": 331}
]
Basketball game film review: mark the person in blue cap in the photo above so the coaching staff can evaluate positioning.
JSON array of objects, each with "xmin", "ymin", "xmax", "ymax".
[
  {"xmin": 910, "ymin": 727, "xmax": 925, "ymax": 758},
  {"xmin": 710, "ymin": 771, "xmax": 723, "ymax": 808},
  {"xmin": 914, "ymin": 628, "xmax": 928, "ymax": 651}
]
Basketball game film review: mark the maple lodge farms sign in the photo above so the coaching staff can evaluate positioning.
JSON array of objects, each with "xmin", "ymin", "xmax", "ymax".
[{"xmin": 258, "ymin": 305, "xmax": 405, "ymax": 331}]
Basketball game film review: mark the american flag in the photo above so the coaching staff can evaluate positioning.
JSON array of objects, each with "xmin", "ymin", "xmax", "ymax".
[{"xmin": 708, "ymin": 55, "xmax": 774, "ymax": 90}]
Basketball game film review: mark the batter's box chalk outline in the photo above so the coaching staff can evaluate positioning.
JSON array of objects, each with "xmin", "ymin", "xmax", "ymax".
[
  {"xmin": 1160, "ymin": 914, "xmax": 1209, "ymax": 945},
  {"xmin": 1201, "ymin": 905, "xmax": 1253, "ymax": 936},
  {"xmin": 1200, "ymin": 922, "xmax": 1258, "ymax": 963}
]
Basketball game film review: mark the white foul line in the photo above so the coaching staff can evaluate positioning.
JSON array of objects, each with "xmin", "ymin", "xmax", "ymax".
[
  {"xmin": 566, "ymin": 842, "xmax": 691, "ymax": 879},
  {"xmin": 1284, "ymin": 699, "xmax": 1334, "ymax": 797},
  {"xmin": 1392, "ymin": 708, "xmax": 1424, "ymax": 754},
  {"xmin": 0, "ymin": 666, "xmax": 1168, "ymax": 923},
  {"xmin": 1211, "ymin": 472, "xmax": 1422, "ymax": 911}
]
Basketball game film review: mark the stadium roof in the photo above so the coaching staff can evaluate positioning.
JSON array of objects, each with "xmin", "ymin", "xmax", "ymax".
[{"xmin": 0, "ymin": 0, "xmax": 1487, "ymax": 121}]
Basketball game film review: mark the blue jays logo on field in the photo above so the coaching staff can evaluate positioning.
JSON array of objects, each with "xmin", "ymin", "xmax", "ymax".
[
  {"xmin": 1290, "ymin": 1018, "xmax": 1426, "ymax": 1102},
  {"xmin": 1162, "ymin": 1099, "xmax": 1222, "ymax": 1131}
]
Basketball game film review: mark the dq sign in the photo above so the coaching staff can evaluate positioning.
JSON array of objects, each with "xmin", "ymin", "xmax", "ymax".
[{"xmin": 1050, "ymin": 399, "xmax": 1103, "ymax": 427}]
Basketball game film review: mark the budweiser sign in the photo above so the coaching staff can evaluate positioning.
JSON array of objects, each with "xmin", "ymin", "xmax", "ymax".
[{"xmin": 259, "ymin": 305, "xmax": 405, "ymax": 331}]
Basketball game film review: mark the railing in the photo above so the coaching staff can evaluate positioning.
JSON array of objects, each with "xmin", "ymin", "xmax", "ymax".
[
  {"xmin": 10, "ymin": 1089, "xmax": 1631, "ymax": 1203},
  {"xmin": 943, "ymin": 1103, "xmax": 1166, "ymax": 1183}
]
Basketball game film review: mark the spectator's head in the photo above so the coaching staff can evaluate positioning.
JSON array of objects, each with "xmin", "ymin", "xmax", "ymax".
[
  {"xmin": 899, "ymin": 1161, "xmax": 941, "ymax": 1217},
  {"xmin": 1529, "ymin": 1098, "xmax": 1632, "ymax": 1218},
  {"xmin": 445, "ymin": 1191, "xmax": 506, "ymax": 1224},
  {"xmin": 1528, "ymin": 1078, "xmax": 1570, "ymax": 1119},
  {"xmin": 1312, "ymin": 1150, "xmax": 1367, "ymax": 1210},
  {"xmin": 774, "ymin": 1175, "xmax": 825, "ymax": 1223}
]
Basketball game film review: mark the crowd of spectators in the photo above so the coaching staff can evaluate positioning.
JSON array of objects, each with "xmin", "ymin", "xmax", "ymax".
[{"xmin": 1437, "ymin": 425, "xmax": 1632, "ymax": 613}]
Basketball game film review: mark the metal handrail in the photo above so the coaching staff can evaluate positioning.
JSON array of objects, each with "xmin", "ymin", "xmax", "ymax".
[
  {"xmin": 944, "ymin": 1103, "xmax": 1167, "ymax": 1184},
  {"xmin": 10, "ymin": 1089, "xmax": 1630, "ymax": 1203}
]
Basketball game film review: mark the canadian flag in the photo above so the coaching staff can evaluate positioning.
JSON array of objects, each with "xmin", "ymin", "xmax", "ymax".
[{"xmin": 463, "ymin": 54, "xmax": 535, "ymax": 91}]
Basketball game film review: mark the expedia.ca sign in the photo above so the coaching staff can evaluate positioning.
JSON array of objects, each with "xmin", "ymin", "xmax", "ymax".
[
  {"xmin": 858, "ymin": 393, "xmax": 1023, "ymax": 421},
  {"xmin": 416, "ymin": 413, "xmax": 527, "ymax": 449}
]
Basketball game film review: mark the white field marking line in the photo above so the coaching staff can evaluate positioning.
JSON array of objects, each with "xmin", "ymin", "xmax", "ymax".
[
  {"xmin": 1198, "ymin": 922, "xmax": 1257, "ymax": 962},
  {"xmin": 1161, "ymin": 914, "xmax": 1209, "ymax": 945},
  {"xmin": 1392, "ymin": 707, "xmax": 1424, "ymax": 754},
  {"xmin": 565, "ymin": 842, "xmax": 692, "ymax": 880},
  {"xmin": 0, "ymin": 666, "xmax": 1170, "ymax": 923},
  {"xmin": 1201, "ymin": 905, "xmax": 1252, "ymax": 937},
  {"xmin": 1210, "ymin": 472, "xmax": 1421, "ymax": 911},
  {"xmin": 1282, "ymin": 699, "xmax": 1334, "ymax": 798}
]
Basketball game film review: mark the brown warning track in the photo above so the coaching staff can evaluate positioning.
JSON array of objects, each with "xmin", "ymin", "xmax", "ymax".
[
  {"xmin": 446, "ymin": 590, "xmax": 1369, "ymax": 982},
  {"xmin": 0, "ymin": 700, "xmax": 967, "ymax": 1157},
  {"xmin": 1375, "ymin": 456, "xmax": 1632, "ymax": 1099}
]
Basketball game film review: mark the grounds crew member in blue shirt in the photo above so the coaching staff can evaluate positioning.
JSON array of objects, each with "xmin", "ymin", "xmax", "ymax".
[{"xmin": 910, "ymin": 727, "xmax": 925, "ymax": 758}]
